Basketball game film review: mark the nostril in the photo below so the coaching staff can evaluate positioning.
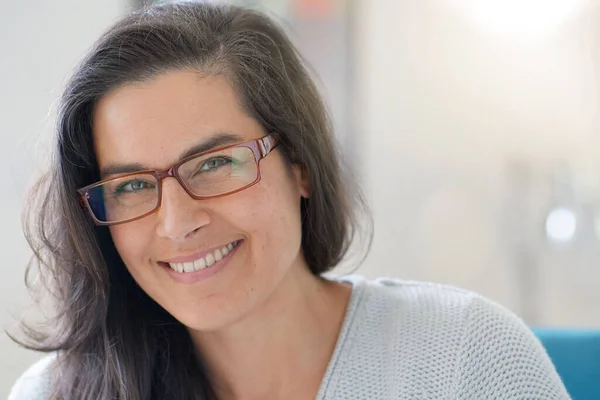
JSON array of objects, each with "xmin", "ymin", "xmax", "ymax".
[{"xmin": 185, "ymin": 225, "xmax": 204, "ymax": 240}]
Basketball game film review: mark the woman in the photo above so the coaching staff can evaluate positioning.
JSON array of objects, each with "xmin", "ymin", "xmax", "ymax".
[{"xmin": 10, "ymin": 2, "xmax": 570, "ymax": 399}]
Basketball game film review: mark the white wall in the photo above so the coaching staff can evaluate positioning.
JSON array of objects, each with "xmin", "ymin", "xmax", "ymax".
[
  {"xmin": 0, "ymin": 1, "xmax": 128, "ymax": 396},
  {"xmin": 351, "ymin": 0, "xmax": 600, "ymax": 327}
]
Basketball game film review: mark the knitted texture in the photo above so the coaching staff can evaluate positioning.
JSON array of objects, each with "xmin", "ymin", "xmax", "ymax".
[
  {"xmin": 10, "ymin": 276, "xmax": 571, "ymax": 399},
  {"xmin": 316, "ymin": 276, "xmax": 571, "ymax": 399}
]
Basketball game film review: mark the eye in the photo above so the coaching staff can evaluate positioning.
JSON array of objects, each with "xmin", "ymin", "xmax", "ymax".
[
  {"xmin": 114, "ymin": 179, "xmax": 155, "ymax": 194},
  {"xmin": 199, "ymin": 157, "xmax": 231, "ymax": 172}
]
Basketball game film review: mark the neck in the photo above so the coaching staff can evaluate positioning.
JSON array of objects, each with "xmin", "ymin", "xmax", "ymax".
[{"xmin": 188, "ymin": 263, "xmax": 351, "ymax": 400}]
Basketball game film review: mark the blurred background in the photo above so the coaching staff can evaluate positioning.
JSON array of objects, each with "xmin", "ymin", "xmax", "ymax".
[{"xmin": 2, "ymin": 0, "xmax": 600, "ymax": 396}]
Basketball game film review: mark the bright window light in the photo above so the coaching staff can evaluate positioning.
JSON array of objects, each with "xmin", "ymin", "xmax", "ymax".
[
  {"xmin": 545, "ymin": 207, "xmax": 577, "ymax": 243},
  {"xmin": 459, "ymin": 0, "xmax": 584, "ymax": 42}
]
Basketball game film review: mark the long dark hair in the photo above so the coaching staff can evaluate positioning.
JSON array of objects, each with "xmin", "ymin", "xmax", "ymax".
[{"xmin": 12, "ymin": 2, "xmax": 369, "ymax": 399}]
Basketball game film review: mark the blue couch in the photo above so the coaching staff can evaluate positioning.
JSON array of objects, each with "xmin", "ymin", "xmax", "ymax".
[{"xmin": 532, "ymin": 328, "xmax": 600, "ymax": 400}]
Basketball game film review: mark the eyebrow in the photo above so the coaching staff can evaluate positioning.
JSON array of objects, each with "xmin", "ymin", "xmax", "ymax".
[{"xmin": 99, "ymin": 132, "xmax": 244, "ymax": 178}]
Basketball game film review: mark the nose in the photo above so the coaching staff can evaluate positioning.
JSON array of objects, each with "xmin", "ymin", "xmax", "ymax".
[{"xmin": 155, "ymin": 177, "xmax": 210, "ymax": 242}]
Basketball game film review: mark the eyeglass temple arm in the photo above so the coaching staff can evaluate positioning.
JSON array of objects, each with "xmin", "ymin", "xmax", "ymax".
[{"xmin": 259, "ymin": 135, "xmax": 277, "ymax": 158}]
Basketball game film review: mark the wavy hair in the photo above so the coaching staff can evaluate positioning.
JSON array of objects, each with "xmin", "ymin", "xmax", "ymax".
[{"xmin": 11, "ymin": 2, "xmax": 370, "ymax": 399}]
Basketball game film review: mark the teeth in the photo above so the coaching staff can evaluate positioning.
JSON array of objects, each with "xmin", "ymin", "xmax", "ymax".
[
  {"xmin": 194, "ymin": 257, "xmax": 206, "ymax": 270},
  {"xmin": 168, "ymin": 240, "xmax": 238, "ymax": 273},
  {"xmin": 183, "ymin": 262, "xmax": 195, "ymax": 273},
  {"xmin": 205, "ymin": 253, "xmax": 215, "ymax": 267}
]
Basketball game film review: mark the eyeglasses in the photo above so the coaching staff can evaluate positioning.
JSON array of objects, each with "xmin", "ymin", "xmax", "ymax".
[{"xmin": 77, "ymin": 135, "xmax": 277, "ymax": 226}]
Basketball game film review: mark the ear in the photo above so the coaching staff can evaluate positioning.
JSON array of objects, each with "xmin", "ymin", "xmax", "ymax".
[{"xmin": 292, "ymin": 165, "xmax": 310, "ymax": 198}]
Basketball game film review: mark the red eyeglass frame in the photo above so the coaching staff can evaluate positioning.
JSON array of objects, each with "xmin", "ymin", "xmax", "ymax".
[{"xmin": 77, "ymin": 135, "xmax": 278, "ymax": 226}]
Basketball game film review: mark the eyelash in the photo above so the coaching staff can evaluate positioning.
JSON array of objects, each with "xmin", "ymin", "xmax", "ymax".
[
  {"xmin": 199, "ymin": 156, "xmax": 232, "ymax": 172},
  {"xmin": 113, "ymin": 179, "xmax": 155, "ymax": 194}
]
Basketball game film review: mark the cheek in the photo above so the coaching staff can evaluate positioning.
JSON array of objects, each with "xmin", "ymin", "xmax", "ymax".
[
  {"xmin": 243, "ymin": 175, "xmax": 303, "ymax": 266},
  {"xmin": 109, "ymin": 224, "xmax": 152, "ymax": 273}
]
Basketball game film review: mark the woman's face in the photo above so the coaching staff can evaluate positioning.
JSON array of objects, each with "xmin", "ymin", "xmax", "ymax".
[{"xmin": 93, "ymin": 70, "xmax": 309, "ymax": 331}]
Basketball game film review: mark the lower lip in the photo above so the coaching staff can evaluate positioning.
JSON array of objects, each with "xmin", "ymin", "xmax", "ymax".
[{"xmin": 160, "ymin": 241, "xmax": 242, "ymax": 285}]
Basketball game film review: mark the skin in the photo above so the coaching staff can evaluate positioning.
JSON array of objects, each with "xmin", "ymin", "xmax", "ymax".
[{"xmin": 92, "ymin": 70, "xmax": 351, "ymax": 399}]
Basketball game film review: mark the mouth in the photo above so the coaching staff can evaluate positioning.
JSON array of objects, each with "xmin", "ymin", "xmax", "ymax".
[{"xmin": 162, "ymin": 240, "xmax": 242, "ymax": 274}]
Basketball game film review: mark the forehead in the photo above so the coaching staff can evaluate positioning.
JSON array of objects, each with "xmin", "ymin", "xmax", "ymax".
[{"xmin": 92, "ymin": 71, "xmax": 264, "ymax": 170}]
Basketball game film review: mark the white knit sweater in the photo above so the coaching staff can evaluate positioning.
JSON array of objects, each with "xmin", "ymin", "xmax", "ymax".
[{"xmin": 10, "ymin": 276, "xmax": 571, "ymax": 399}]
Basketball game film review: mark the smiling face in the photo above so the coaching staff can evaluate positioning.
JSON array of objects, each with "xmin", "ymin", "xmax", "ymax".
[{"xmin": 92, "ymin": 70, "xmax": 309, "ymax": 331}]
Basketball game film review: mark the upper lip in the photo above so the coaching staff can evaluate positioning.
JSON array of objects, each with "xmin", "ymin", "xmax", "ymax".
[{"xmin": 160, "ymin": 240, "xmax": 239, "ymax": 264}]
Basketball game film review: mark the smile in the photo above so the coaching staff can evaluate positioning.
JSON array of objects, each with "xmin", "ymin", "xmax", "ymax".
[{"xmin": 167, "ymin": 240, "xmax": 241, "ymax": 273}]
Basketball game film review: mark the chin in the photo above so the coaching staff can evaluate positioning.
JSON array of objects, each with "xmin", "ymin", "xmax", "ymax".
[{"xmin": 173, "ymin": 304, "xmax": 251, "ymax": 333}]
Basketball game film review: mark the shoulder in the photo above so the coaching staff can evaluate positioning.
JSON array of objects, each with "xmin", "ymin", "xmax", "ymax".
[
  {"xmin": 362, "ymin": 276, "xmax": 477, "ymax": 304},
  {"xmin": 454, "ymin": 292, "xmax": 570, "ymax": 398},
  {"xmin": 346, "ymin": 275, "xmax": 532, "ymax": 332},
  {"xmin": 351, "ymin": 275, "xmax": 551, "ymax": 356},
  {"xmin": 343, "ymin": 275, "xmax": 481, "ymax": 325},
  {"xmin": 8, "ymin": 354, "xmax": 57, "ymax": 400},
  {"xmin": 338, "ymin": 276, "xmax": 570, "ymax": 398},
  {"xmin": 337, "ymin": 275, "xmax": 492, "ymax": 354}
]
